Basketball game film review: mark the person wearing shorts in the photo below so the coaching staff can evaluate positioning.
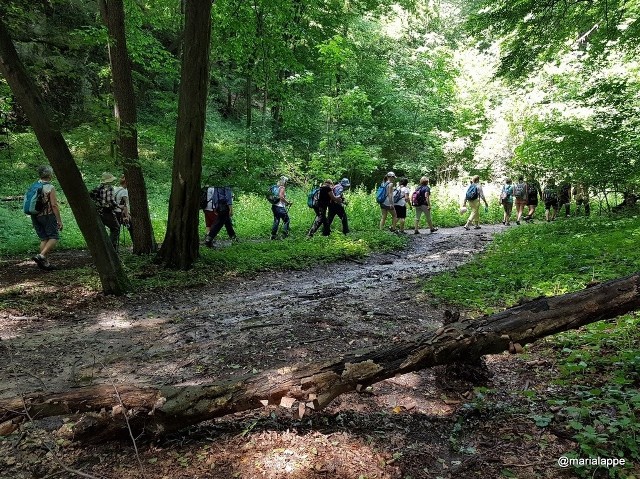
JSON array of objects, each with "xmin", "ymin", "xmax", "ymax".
[
  {"xmin": 30, "ymin": 165, "xmax": 63, "ymax": 270},
  {"xmin": 379, "ymin": 171, "xmax": 398, "ymax": 231},
  {"xmin": 393, "ymin": 178, "xmax": 411, "ymax": 233}
]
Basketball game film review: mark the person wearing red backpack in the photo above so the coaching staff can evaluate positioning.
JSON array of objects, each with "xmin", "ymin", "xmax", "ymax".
[{"xmin": 412, "ymin": 176, "xmax": 438, "ymax": 234}]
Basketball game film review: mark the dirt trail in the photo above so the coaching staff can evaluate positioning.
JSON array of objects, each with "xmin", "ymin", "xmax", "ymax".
[{"xmin": 0, "ymin": 225, "xmax": 502, "ymax": 400}]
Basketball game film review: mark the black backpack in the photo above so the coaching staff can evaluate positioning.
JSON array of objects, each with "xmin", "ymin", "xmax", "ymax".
[{"xmin": 199, "ymin": 186, "xmax": 211, "ymax": 210}]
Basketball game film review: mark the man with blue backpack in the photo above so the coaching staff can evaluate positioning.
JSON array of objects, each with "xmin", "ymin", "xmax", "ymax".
[
  {"xmin": 462, "ymin": 175, "xmax": 488, "ymax": 230},
  {"xmin": 24, "ymin": 165, "xmax": 62, "ymax": 270}
]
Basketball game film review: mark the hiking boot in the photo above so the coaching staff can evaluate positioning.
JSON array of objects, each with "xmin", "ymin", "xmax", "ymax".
[
  {"xmin": 204, "ymin": 237, "xmax": 213, "ymax": 248},
  {"xmin": 270, "ymin": 234, "xmax": 277, "ymax": 240},
  {"xmin": 230, "ymin": 236, "xmax": 239, "ymax": 243},
  {"xmin": 414, "ymin": 230, "xmax": 420, "ymax": 235},
  {"xmin": 430, "ymin": 228, "xmax": 438, "ymax": 233},
  {"xmin": 463, "ymin": 225, "xmax": 470, "ymax": 230},
  {"xmin": 516, "ymin": 221, "xmax": 521, "ymax": 225},
  {"xmin": 474, "ymin": 225, "xmax": 481, "ymax": 229},
  {"xmin": 32, "ymin": 254, "xmax": 46, "ymax": 269}
]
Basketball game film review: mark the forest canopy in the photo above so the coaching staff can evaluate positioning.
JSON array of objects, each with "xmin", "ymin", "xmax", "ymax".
[{"xmin": 0, "ymin": 0, "xmax": 636, "ymax": 194}]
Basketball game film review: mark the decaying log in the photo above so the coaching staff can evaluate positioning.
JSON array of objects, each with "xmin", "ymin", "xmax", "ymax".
[{"xmin": 1, "ymin": 272, "xmax": 639, "ymax": 441}]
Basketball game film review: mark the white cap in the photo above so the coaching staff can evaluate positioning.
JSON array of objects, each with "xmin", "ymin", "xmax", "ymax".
[{"xmin": 386, "ymin": 171, "xmax": 396, "ymax": 177}]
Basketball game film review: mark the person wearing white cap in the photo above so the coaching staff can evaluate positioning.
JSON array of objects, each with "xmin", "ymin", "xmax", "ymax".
[
  {"xmin": 91, "ymin": 172, "xmax": 121, "ymax": 249},
  {"xmin": 327, "ymin": 178, "xmax": 351, "ymax": 234},
  {"xmin": 379, "ymin": 171, "xmax": 398, "ymax": 231}
]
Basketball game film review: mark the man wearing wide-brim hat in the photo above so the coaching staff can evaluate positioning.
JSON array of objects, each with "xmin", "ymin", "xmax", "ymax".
[{"xmin": 93, "ymin": 172, "xmax": 121, "ymax": 250}]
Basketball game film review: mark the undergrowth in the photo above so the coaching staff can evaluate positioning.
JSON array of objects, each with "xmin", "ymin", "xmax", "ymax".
[{"xmin": 422, "ymin": 214, "xmax": 640, "ymax": 478}]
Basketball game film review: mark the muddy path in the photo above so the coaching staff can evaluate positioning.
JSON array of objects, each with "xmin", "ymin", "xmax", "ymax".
[{"xmin": 0, "ymin": 225, "xmax": 503, "ymax": 400}]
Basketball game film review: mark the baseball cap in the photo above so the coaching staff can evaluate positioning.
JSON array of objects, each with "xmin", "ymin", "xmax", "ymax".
[
  {"xmin": 340, "ymin": 178, "xmax": 351, "ymax": 187},
  {"xmin": 386, "ymin": 171, "xmax": 396, "ymax": 177}
]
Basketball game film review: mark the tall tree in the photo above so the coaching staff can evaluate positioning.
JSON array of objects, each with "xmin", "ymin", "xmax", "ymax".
[
  {"xmin": 0, "ymin": 18, "xmax": 130, "ymax": 295},
  {"xmin": 99, "ymin": 0, "xmax": 156, "ymax": 255},
  {"xmin": 157, "ymin": 0, "xmax": 213, "ymax": 269}
]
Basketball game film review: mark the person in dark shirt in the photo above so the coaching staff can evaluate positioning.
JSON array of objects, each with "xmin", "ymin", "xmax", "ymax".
[
  {"xmin": 308, "ymin": 179, "xmax": 339, "ymax": 237},
  {"xmin": 328, "ymin": 178, "xmax": 350, "ymax": 234},
  {"xmin": 204, "ymin": 186, "xmax": 237, "ymax": 246}
]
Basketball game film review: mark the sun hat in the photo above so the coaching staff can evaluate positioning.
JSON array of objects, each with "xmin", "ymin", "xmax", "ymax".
[
  {"xmin": 386, "ymin": 171, "xmax": 396, "ymax": 177},
  {"xmin": 340, "ymin": 178, "xmax": 351, "ymax": 187},
  {"xmin": 101, "ymin": 172, "xmax": 116, "ymax": 183}
]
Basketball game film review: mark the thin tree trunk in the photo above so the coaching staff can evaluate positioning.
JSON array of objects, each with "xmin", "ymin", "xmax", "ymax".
[
  {"xmin": 157, "ymin": 0, "xmax": 213, "ymax": 269},
  {"xmin": 99, "ymin": 0, "xmax": 156, "ymax": 255},
  {"xmin": 2, "ymin": 272, "xmax": 638, "ymax": 441},
  {"xmin": 0, "ymin": 18, "xmax": 130, "ymax": 295}
]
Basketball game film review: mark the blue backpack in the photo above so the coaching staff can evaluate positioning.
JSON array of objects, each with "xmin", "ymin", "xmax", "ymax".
[
  {"xmin": 375, "ymin": 182, "xmax": 388, "ymax": 204},
  {"xmin": 267, "ymin": 185, "xmax": 280, "ymax": 204},
  {"xmin": 23, "ymin": 181, "xmax": 48, "ymax": 215},
  {"xmin": 307, "ymin": 187, "xmax": 320, "ymax": 208},
  {"xmin": 465, "ymin": 183, "xmax": 479, "ymax": 201}
]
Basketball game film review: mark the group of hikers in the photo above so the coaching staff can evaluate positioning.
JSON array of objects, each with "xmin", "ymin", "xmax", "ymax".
[
  {"xmin": 24, "ymin": 165, "xmax": 593, "ymax": 270},
  {"xmin": 24, "ymin": 167, "xmax": 129, "ymax": 270},
  {"xmin": 494, "ymin": 176, "xmax": 590, "ymax": 227}
]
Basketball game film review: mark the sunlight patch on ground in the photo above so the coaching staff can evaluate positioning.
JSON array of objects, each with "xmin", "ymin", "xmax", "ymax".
[{"xmin": 94, "ymin": 311, "xmax": 135, "ymax": 329}]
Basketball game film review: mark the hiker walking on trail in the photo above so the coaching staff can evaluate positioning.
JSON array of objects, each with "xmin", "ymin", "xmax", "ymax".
[
  {"xmin": 271, "ymin": 176, "xmax": 292, "ymax": 240},
  {"xmin": 558, "ymin": 181, "xmax": 572, "ymax": 217},
  {"xmin": 308, "ymin": 180, "xmax": 338, "ymax": 237},
  {"xmin": 573, "ymin": 183, "xmax": 591, "ymax": 216},
  {"xmin": 26, "ymin": 165, "xmax": 62, "ymax": 270},
  {"xmin": 202, "ymin": 186, "xmax": 218, "ymax": 240},
  {"xmin": 513, "ymin": 175, "xmax": 528, "ymax": 225},
  {"xmin": 327, "ymin": 178, "xmax": 351, "ymax": 235},
  {"xmin": 524, "ymin": 178, "xmax": 541, "ymax": 222},
  {"xmin": 91, "ymin": 172, "xmax": 120, "ymax": 250},
  {"xmin": 412, "ymin": 176, "xmax": 438, "ymax": 234},
  {"xmin": 462, "ymin": 175, "xmax": 488, "ymax": 230},
  {"xmin": 500, "ymin": 177, "xmax": 514, "ymax": 226},
  {"xmin": 205, "ymin": 186, "xmax": 237, "ymax": 247},
  {"xmin": 113, "ymin": 174, "xmax": 130, "ymax": 240},
  {"xmin": 393, "ymin": 178, "xmax": 411, "ymax": 234},
  {"xmin": 543, "ymin": 179, "xmax": 559, "ymax": 222},
  {"xmin": 378, "ymin": 171, "xmax": 398, "ymax": 231}
]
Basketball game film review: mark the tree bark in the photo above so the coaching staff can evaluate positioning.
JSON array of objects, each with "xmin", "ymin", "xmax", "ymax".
[
  {"xmin": 2, "ymin": 272, "xmax": 639, "ymax": 442},
  {"xmin": 157, "ymin": 0, "xmax": 213, "ymax": 269},
  {"xmin": 0, "ymin": 19, "xmax": 130, "ymax": 295},
  {"xmin": 99, "ymin": 0, "xmax": 157, "ymax": 255}
]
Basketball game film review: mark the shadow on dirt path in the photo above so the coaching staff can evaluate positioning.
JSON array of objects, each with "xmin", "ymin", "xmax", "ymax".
[{"xmin": 0, "ymin": 225, "xmax": 503, "ymax": 399}]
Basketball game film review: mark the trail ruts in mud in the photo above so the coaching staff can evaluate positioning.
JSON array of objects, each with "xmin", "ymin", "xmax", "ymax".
[{"xmin": 0, "ymin": 225, "xmax": 502, "ymax": 400}]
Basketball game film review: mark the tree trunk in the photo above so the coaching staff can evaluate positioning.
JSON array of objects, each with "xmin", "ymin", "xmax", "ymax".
[
  {"xmin": 2, "ymin": 272, "xmax": 639, "ymax": 441},
  {"xmin": 0, "ymin": 19, "xmax": 130, "ymax": 295},
  {"xmin": 99, "ymin": 0, "xmax": 156, "ymax": 255},
  {"xmin": 156, "ymin": 0, "xmax": 213, "ymax": 269}
]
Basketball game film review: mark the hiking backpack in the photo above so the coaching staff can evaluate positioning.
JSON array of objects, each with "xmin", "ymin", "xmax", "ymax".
[
  {"xmin": 267, "ymin": 185, "xmax": 280, "ymax": 205},
  {"xmin": 393, "ymin": 187, "xmax": 403, "ymax": 204},
  {"xmin": 307, "ymin": 187, "xmax": 320, "ymax": 208},
  {"xmin": 215, "ymin": 187, "xmax": 230, "ymax": 213},
  {"xmin": 543, "ymin": 187, "xmax": 558, "ymax": 202},
  {"xmin": 465, "ymin": 183, "xmax": 479, "ymax": 201},
  {"xmin": 199, "ymin": 186, "xmax": 211, "ymax": 210},
  {"xmin": 411, "ymin": 186, "xmax": 427, "ymax": 206},
  {"xmin": 23, "ymin": 181, "xmax": 47, "ymax": 215},
  {"xmin": 375, "ymin": 182, "xmax": 388, "ymax": 204},
  {"xmin": 513, "ymin": 183, "xmax": 526, "ymax": 199}
]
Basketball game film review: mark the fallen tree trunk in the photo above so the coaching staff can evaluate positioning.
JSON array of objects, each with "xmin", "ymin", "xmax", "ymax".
[{"xmin": 1, "ymin": 272, "xmax": 639, "ymax": 441}]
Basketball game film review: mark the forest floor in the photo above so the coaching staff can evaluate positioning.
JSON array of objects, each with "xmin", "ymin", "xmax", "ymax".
[{"xmin": 0, "ymin": 225, "xmax": 595, "ymax": 479}]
